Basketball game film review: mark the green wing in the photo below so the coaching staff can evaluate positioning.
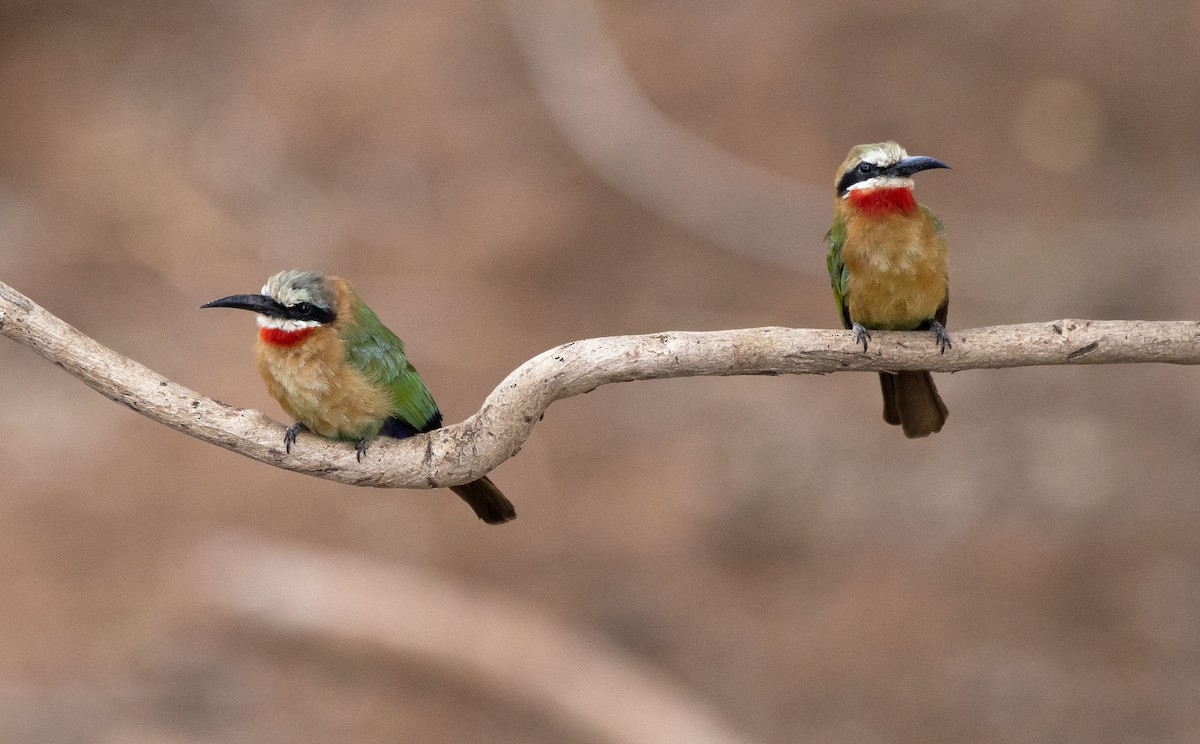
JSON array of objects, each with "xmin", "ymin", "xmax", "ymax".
[
  {"xmin": 826, "ymin": 217, "xmax": 852, "ymax": 329},
  {"xmin": 342, "ymin": 299, "xmax": 442, "ymax": 433},
  {"xmin": 921, "ymin": 205, "xmax": 944, "ymax": 235},
  {"xmin": 921, "ymin": 205, "xmax": 951, "ymax": 326}
]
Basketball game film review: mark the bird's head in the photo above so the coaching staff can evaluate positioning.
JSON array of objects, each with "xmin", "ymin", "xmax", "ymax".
[
  {"xmin": 202, "ymin": 269, "xmax": 338, "ymax": 344},
  {"xmin": 834, "ymin": 141, "xmax": 949, "ymax": 213}
]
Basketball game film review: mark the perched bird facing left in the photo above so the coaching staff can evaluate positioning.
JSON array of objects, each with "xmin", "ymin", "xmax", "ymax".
[
  {"xmin": 202, "ymin": 269, "xmax": 516, "ymax": 524},
  {"xmin": 826, "ymin": 141, "xmax": 952, "ymax": 438}
]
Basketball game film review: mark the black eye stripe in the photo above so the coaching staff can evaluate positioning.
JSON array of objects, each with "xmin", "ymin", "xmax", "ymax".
[
  {"xmin": 837, "ymin": 160, "xmax": 889, "ymax": 196},
  {"xmin": 283, "ymin": 302, "xmax": 336, "ymax": 324}
]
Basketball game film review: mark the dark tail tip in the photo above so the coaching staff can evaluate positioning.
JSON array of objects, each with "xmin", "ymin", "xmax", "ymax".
[
  {"xmin": 883, "ymin": 371, "xmax": 948, "ymax": 438},
  {"xmin": 450, "ymin": 476, "xmax": 518, "ymax": 525}
]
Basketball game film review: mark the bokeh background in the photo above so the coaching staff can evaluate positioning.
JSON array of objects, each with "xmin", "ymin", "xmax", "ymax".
[{"xmin": 3, "ymin": 2, "xmax": 1200, "ymax": 742}]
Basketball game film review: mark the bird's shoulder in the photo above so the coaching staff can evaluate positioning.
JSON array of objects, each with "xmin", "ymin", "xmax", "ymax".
[
  {"xmin": 826, "ymin": 216, "xmax": 847, "ymax": 276},
  {"xmin": 340, "ymin": 300, "xmax": 409, "ymax": 380},
  {"xmin": 920, "ymin": 204, "xmax": 945, "ymax": 234}
]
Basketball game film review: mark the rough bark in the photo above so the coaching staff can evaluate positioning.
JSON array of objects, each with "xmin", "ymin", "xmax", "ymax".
[{"xmin": 3, "ymin": 278, "xmax": 1198, "ymax": 489}]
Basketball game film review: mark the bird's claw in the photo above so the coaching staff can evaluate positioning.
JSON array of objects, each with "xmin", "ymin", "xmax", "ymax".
[
  {"xmin": 355, "ymin": 439, "xmax": 370, "ymax": 462},
  {"xmin": 283, "ymin": 422, "xmax": 308, "ymax": 454},
  {"xmin": 851, "ymin": 322, "xmax": 871, "ymax": 353},
  {"xmin": 931, "ymin": 320, "xmax": 952, "ymax": 354}
]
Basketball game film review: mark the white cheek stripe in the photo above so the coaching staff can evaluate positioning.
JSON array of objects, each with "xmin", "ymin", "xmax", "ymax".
[
  {"xmin": 842, "ymin": 176, "xmax": 915, "ymax": 197},
  {"xmin": 256, "ymin": 315, "xmax": 322, "ymax": 332}
]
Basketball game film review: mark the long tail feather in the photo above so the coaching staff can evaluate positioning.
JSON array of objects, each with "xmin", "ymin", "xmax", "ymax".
[
  {"xmin": 879, "ymin": 371, "xmax": 947, "ymax": 438},
  {"xmin": 450, "ymin": 476, "xmax": 517, "ymax": 524}
]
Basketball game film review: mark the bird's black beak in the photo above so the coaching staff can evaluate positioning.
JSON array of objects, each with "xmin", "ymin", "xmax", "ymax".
[
  {"xmin": 887, "ymin": 155, "xmax": 951, "ymax": 178},
  {"xmin": 200, "ymin": 293, "xmax": 287, "ymax": 317}
]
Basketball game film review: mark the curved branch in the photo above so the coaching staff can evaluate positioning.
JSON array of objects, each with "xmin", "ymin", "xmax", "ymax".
[
  {"xmin": 501, "ymin": 0, "xmax": 823, "ymax": 272},
  {"xmin": 3, "ymin": 278, "xmax": 1198, "ymax": 489},
  {"xmin": 192, "ymin": 531, "xmax": 767, "ymax": 744}
]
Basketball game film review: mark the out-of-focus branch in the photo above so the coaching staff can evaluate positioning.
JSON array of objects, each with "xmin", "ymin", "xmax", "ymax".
[
  {"xmin": 501, "ymin": 0, "xmax": 825, "ymax": 271},
  {"xmin": 499, "ymin": 0, "xmax": 1200, "ymax": 291},
  {"xmin": 3, "ymin": 278, "xmax": 1199, "ymax": 490},
  {"xmin": 192, "ymin": 531, "xmax": 767, "ymax": 744}
]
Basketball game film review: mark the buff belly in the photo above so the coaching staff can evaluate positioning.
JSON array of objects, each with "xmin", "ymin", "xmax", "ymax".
[
  {"xmin": 255, "ymin": 330, "xmax": 392, "ymax": 441},
  {"xmin": 842, "ymin": 213, "xmax": 947, "ymax": 330}
]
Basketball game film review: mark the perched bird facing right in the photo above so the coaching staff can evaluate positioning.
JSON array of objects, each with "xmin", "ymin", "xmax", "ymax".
[{"xmin": 826, "ymin": 142, "xmax": 952, "ymax": 438}]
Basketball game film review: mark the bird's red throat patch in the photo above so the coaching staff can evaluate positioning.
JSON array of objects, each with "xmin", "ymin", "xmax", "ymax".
[
  {"xmin": 847, "ymin": 186, "xmax": 917, "ymax": 214},
  {"xmin": 259, "ymin": 326, "xmax": 316, "ymax": 346}
]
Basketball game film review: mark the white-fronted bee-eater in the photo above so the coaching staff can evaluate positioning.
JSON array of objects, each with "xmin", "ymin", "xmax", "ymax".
[
  {"xmin": 203, "ymin": 269, "xmax": 516, "ymax": 524},
  {"xmin": 826, "ymin": 141, "xmax": 952, "ymax": 438}
]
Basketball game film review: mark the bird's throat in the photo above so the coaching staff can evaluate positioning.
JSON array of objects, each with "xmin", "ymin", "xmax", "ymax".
[
  {"xmin": 847, "ymin": 186, "xmax": 917, "ymax": 215},
  {"xmin": 259, "ymin": 326, "xmax": 316, "ymax": 347}
]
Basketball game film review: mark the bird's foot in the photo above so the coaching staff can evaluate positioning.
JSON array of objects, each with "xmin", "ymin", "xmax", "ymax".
[
  {"xmin": 851, "ymin": 322, "xmax": 871, "ymax": 353},
  {"xmin": 930, "ymin": 320, "xmax": 952, "ymax": 354},
  {"xmin": 355, "ymin": 439, "xmax": 370, "ymax": 462},
  {"xmin": 283, "ymin": 422, "xmax": 308, "ymax": 454}
]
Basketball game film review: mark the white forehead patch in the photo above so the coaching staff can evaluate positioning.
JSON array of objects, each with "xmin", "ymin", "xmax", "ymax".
[
  {"xmin": 858, "ymin": 141, "xmax": 910, "ymax": 168},
  {"xmin": 263, "ymin": 269, "xmax": 330, "ymax": 309}
]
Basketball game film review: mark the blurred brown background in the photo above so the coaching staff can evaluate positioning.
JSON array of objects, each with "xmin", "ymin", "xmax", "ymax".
[{"xmin": 3, "ymin": 1, "xmax": 1200, "ymax": 742}]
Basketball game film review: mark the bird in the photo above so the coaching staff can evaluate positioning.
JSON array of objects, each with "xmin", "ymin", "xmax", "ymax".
[
  {"xmin": 825, "ymin": 141, "xmax": 952, "ymax": 438},
  {"xmin": 202, "ymin": 269, "xmax": 517, "ymax": 524}
]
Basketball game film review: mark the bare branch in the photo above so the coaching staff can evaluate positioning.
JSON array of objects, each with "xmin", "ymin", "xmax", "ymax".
[{"xmin": 3, "ymin": 278, "xmax": 1198, "ymax": 490}]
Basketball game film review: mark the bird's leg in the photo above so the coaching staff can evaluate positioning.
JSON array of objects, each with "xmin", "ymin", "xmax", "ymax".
[
  {"xmin": 930, "ymin": 320, "xmax": 952, "ymax": 353},
  {"xmin": 283, "ymin": 422, "xmax": 309, "ymax": 454},
  {"xmin": 355, "ymin": 439, "xmax": 371, "ymax": 462},
  {"xmin": 851, "ymin": 322, "xmax": 871, "ymax": 353}
]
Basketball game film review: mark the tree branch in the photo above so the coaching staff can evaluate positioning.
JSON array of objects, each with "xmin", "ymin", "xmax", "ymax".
[{"xmin": 3, "ymin": 278, "xmax": 1198, "ymax": 489}]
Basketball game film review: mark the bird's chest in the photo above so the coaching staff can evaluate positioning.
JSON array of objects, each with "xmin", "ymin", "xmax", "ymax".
[
  {"xmin": 841, "ymin": 214, "xmax": 947, "ymax": 329},
  {"xmin": 255, "ymin": 336, "xmax": 392, "ymax": 440},
  {"xmin": 258, "ymin": 342, "xmax": 336, "ymax": 401}
]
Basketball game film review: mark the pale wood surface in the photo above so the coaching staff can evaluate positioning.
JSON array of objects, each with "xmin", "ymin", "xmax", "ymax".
[{"xmin": 4, "ymin": 277, "xmax": 1198, "ymax": 491}]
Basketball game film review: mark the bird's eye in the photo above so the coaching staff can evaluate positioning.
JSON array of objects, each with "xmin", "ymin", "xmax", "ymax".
[
  {"xmin": 294, "ymin": 301, "xmax": 312, "ymax": 316},
  {"xmin": 857, "ymin": 162, "xmax": 875, "ymax": 174}
]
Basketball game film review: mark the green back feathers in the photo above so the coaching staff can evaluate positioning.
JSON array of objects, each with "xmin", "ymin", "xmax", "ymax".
[{"xmin": 340, "ymin": 296, "xmax": 441, "ymax": 431}]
